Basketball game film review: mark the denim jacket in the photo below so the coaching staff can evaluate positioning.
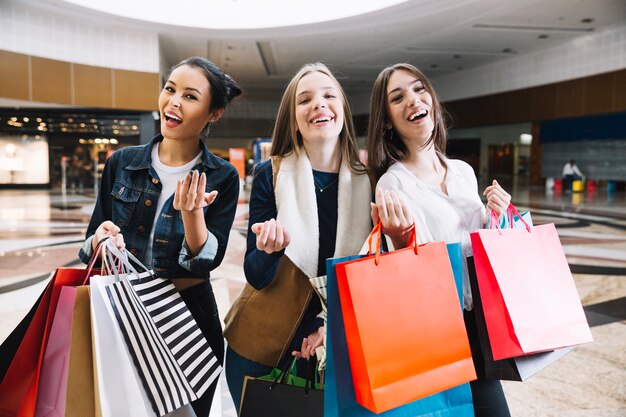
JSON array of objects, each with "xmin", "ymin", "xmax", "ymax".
[{"xmin": 79, "ymin": 135, "xmax": 240, "ymax": 279}]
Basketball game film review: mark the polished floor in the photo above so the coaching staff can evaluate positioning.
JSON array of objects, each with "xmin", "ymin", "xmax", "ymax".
[{"xmin": 0, "ymin": 184, "xmax": 624, "ymax": 417}]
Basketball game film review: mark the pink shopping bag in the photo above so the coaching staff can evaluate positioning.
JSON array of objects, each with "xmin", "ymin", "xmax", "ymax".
[
  {"xmin": 470, "ymin": 204, "xmax": 593, "ymax": 360},
  {"xmin": 34, "ymin": 286, "xmax": 77, "ymax": 417}
]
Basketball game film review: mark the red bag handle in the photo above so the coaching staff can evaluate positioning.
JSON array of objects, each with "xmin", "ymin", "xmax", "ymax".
[{"xmin": 367, "ymin": 222, "xmax": 418, "ymax": 266}]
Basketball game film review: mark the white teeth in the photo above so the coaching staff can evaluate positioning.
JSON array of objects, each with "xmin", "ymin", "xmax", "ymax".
[
  {"xmin": 313, "ymin": 117, "xmax": 331, "ymax": 123},
  {"xmin": 165, "ymin": 112, "xmax": 182, "ymax": 122},
  {"xmin": 409, "ymin": 110, "xmax": 427, "ymax": 121}
]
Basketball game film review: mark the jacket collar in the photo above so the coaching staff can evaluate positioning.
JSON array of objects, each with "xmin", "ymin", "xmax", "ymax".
[{"xmin": 125, "ymin": 135, "xmax": 222, "ymax": 171}]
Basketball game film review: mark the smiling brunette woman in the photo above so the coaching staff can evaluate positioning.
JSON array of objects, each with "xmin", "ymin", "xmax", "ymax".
[
  {"xmin": 78, "ymin": 57, "xmax": 242, "ymax": 416},
  {"xmin": 223, "ymin": 62, "xmax": 374, "ymax": 414},
  {"xmin": 367, "ymin": 63, "xmax": 512, "ymax": 417}
]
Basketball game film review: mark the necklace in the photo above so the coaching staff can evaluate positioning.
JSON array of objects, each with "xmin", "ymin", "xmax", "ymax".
[{"xmin": 313, "ymin": 177, "xmax": 338, "ymax": 193}]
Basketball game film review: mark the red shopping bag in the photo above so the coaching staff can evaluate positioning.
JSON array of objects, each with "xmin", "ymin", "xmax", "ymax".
[
  {"xmin": 470, "ymin": 204, "xmax": 593, "ymax": 361},
  {"xmin": 0, "ymin": 254, "xmax": 102, "ymax": 417},
  {"xmin": 335, "ymin": 225, "xmax": 476, "ymax": 414}
]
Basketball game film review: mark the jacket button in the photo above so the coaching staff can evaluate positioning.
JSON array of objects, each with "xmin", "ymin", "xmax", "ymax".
[
  {"xmin": 130, "ymin": 248, "xmax": 138, "ymax": 256},
  {"xmin": 137, "ymin": 225, "xmax": 145, "ymax": 233},
  {"xmin": 151, "ymin": 178, "xmax": 159, "ymax": 185},
  {"xmin": 145, "ymin": 199, "xmax": 153, "ymax": 207}
]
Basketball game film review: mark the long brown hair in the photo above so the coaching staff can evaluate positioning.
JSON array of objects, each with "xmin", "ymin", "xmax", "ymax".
[
  {"xmin": 270, "ymin": 63, "xmax": 365, "ymax": 173},
  {"xmin": 366, "ymin": 63, "xmax": 448, "ymax": 179}
]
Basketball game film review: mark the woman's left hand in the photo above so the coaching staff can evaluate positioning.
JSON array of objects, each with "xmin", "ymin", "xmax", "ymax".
[
  {"xmin": 292, "ymin": 326, "xmax": 325, "ymax": 360},
  {"xmin": 482, "ymin": 179, "xmax": 511, "ymax": 217},
  {"xmin": 174, "ymin": 170, "xmax": 218, "ymax": 212}
]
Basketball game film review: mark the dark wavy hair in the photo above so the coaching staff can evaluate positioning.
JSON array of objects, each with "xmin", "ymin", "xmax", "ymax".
[
  {"xmin": 366, "ymin": 63, "xmax": 448, "ymax": 179},
  {"xmin": 168, "ymin": 57, "xmax": 243, "ymax": 138}
]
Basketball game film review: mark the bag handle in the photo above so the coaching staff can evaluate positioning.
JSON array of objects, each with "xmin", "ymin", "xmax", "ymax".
[
  {"xmin": 507, "ymin": 203, "xmax": 532, "ymax": 232},
  {"xmin": 488, "ymin": 203, "xmax": 531, "ymax": 233},
  {"xmin": 82, "ymin": 237, "xmax": 114, "ymax": 284},
  {"xmin": 367, "ymin": 222, "xmax": 419, "ymax": 266},
  {"xmin": 103, "ymin": 239, "xmax": 152, "ymax": 281}
]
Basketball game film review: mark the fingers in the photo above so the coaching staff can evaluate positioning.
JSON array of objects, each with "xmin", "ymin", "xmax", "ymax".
[
  {"xmin": 254, "ymin": 219, "xmax": 290, "ymax": 254},
  {"xmin": 251, "ymin": 222, "xmax": 263, "ymax": 235},
  {"xmin": 194, "ymin": 172, "xmax": 206, "ymax": 207},
  {"xmin": 376, "ymin": 187, "xmax": 389, "ymax": 219},
  {"xmin": 203, "ymin": 190, "xmax": 218, "ymax": 206},
  {"xmin": 187, "ymin": 170, "xmax": 199, "ymax": 210},
  {"xmin": 370, "ymin": 202, "xmax": 379, "ymax": 225},
  {"xmin": 173, "ymin": 179, "xmax": 183, "ymax": 209},
  {"xmin": 112, "ymin": 233, "xmax": 125, "ymax": 250},
  {"xmin": 484, "ymin": 180, "xmax": 511, "ymax": 216},
  {"xmin": 174, "ymin": 171, "xmax": 216, "ymax": 211}
]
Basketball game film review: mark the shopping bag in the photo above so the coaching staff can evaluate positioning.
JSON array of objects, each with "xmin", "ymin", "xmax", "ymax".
[
  {"xmin": 468, "ymin": 257, "xmax": 574, "ymax": 381},
  {"xmin": 90, "ymin": 273, "xmax": 154, "ymax": 417},
  {"xmin": 103, "ymin": 243, "xmax": 221, "ymax": 416},
  {"xmin": 33, "ymin": 286, "xmax": 77, "ymax": 417},
  {"xmin": 65, "ymin": 286, "xmax": 96, "ymax": 417},
  {"xmin": 325, "ymin": 248, "xmax": 474, "ymax": 417},
  {"xmin": 470, "ymin": 204, "xmax": 593, "ymax": 360},
  {"xmin": 0, "ymin": 264, "xmax": 100, "ymax": 417},
  {"xmin": 334, "ymin": 225, "xmax": 476, "ymax": 414},
  {"xmin": 0, "ymin": 281, "xmax": 46, "ymax": 382},
  {"xmin": 240, "ymin": 358, "xmax": 323, "ymax": 417}
]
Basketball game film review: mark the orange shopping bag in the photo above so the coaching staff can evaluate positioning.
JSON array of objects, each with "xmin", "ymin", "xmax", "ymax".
[
  {"xmin": 470, "ymin": 204, "xmax": 593, "ymax": 361},
  {"xmin": 335, "ymin": 225, "xmax": 476, "ymax": 414}
]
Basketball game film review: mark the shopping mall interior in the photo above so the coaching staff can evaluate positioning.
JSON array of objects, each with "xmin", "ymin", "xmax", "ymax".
[{"xmin": 0, "ymin": 0, "xmax": 625, "ymax": 416}]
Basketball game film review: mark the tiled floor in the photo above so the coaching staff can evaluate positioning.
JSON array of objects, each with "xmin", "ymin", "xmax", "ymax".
[{"xmin": 0, "ymin": 184, "xmax": 624, "ymax": 416}]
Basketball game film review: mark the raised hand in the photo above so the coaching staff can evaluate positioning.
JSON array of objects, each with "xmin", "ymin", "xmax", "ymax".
[
  {"xmin": 174, "ymin": 170, "xmax": 218, "ymax": 212},
  {"xmin": 483, "ymin": 179, "xmax": 511, "ymax": 217},
  {"xmin": 371, "ymin": 187, "xmax": 414, "ymax": 248},
  {"xmin": 251, "ymin": 218, "xmax": 291, "ymax": 254}
]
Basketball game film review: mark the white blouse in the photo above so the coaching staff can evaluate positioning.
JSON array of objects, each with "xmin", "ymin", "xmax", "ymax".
[{"xmin": 377, "ymin": 158, "xmax": 486, "ymax": 310}]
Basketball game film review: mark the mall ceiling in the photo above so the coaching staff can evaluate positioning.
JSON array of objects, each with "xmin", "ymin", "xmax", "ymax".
[{"xmin": 18, "ymin": 0, "xmax": 626, "ymax": 101}]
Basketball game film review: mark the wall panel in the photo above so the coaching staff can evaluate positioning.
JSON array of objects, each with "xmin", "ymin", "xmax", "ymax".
[
  {"xmin": 31, "ymin": 57, "xmax": 71, "ymax": 104},
  {"xmin": 74, "ymin": 64, "xmax": 112, "ymax": 107},
  {"xmin": 0, "ymin": 50, "xmax": 29, "ymax": 100},
  {"xmin": 555, "ymin": 79, "xmax": 585, "ymax": 118},
  {"xmin": 114, "ymin": 69, "xmax": 159, "ymax": 111}
]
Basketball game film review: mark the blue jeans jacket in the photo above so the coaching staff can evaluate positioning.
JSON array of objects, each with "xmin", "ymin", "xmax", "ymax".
[{"xmin": 79, "ymin": 135, "xmax": 240, "ymax": 280}]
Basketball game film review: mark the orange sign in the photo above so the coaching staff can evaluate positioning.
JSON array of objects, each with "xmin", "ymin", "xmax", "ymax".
[{"xmin": 229, "ymin": 148, "xmax": 246, "ymax": 179}]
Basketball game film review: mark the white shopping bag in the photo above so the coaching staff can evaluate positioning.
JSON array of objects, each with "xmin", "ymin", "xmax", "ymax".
[{"xmin": 90, "ymin": 272, "xmax": 155, "ymax": 417}]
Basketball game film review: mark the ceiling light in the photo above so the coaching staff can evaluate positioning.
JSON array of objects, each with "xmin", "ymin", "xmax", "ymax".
[
  {"xmin": 473, "ymin": 23, "xmax": 594, "ymax": 33},
  {"xmin": 406, "ymin": 47, "xmax": 518, "ymax": 56},
  {"xmin": 61, "ymin": 0, "xmax": 409, "ymax": 29}
]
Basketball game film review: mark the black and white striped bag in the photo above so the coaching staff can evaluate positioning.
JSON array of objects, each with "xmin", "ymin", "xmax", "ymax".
[{"xmin": 104, "ymin": 244, "xmax": 221, "ymax": 416}]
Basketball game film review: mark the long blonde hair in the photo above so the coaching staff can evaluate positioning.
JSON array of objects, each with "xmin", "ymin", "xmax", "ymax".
[{"xmin": 270, "ymin": 63, "xmax": 365, "ymax": 173}]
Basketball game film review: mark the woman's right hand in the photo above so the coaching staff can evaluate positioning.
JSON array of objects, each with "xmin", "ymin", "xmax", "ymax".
[
  {"xmin": 92, "ymin": 220, "xmax": 125, "ymax": 251},
  {"xmin": 251, "ymin": 219, "xmax": 290, "ymax": 254},
  {"xmin": 371, "ymin": 187, "xmax": 414, "ymax": 249}
]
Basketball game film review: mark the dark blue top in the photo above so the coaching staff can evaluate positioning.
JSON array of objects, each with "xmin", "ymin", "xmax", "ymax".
[
  {"xmin": 79, "ymin": 135, "xmax": 240, "ymax": 280},
  {"xmin": 244, "ymin": 159, "xmax": 337, "ymax": 350}
]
